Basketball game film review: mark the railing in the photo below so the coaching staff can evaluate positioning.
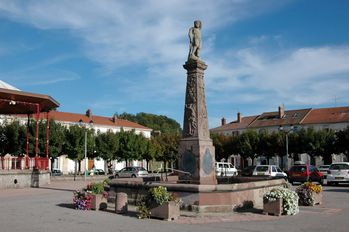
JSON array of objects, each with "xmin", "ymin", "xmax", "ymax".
[{"xmin": 0, "ymin": 156, "xmax": 49, "ymax": 170}]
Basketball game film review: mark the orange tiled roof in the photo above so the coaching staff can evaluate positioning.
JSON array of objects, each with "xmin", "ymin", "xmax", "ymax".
[
  {"xmin": 13, "ymin": 111, "xmax": 151, "ymax": 130},
  {"xmin": 211, "ymin": 115, "xmax": 258, "ymax": 132},
  {"xmin": 248, "ymin": 108, "xmax": 311, "ymax": 128},
  {"xmin": 301, "ymin": 106, "xmax": 349, "ymax": 124}
]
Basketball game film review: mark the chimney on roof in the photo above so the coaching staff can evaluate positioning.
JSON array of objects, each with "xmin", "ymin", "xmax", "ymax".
[
  {"xmin": 237, "ymin": 112, "xmax": 242, "ymax": 123},
  {"xmin": 86, "ymin": 109, "xmax": 93, "ymax": 120},
  {"xmin": 112, "ymin": 114, "xmax": 117, "ymax": 123},
  {"xmin": 278, "ymin": 105, "xmax": 285, "ymax": 119},
  {"xmin": 221, "ymin": 117, "xmax": 226, "ymax": 126}
]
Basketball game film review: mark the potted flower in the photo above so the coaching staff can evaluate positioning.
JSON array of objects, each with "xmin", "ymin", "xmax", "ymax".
[
  {"xmin": 73, "ymin": 179, "xmax": 109, "ymax": 211},
  {"xmin": 137, "ymin": 186, "xmax": 181, "ymax": 220},
  {"xmin": 73, "ymin": 189, "xmax": 93, "ymax": 210},
  {"xmin": 263, "ymin": 187, "xmax": 299, "ymax": 216},
  {"xmin": 86, "ymin": 181, "xmax": 109, "ymax": 210},
  {"xmin": 296, "ymin": 182, "xmax": 322, "ymax": 206}
]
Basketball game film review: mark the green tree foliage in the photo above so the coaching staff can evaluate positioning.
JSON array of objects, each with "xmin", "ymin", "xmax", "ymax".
[
  {"xmin": 116, "ymin": 130, "xmax": 148, "ymax": 164},
  {"xmin": 256, "ymin": 131, "xmax": 283, "ymax": 164},
  {"xmin": 1, "ymin": 120, "xmax": 26, "ymax": 156},
  {"xmin": 62, "ymin": 125, "xmax": 84, "ymax": 161},
  {"xmin": 295, "ymin": 128, "xmax": 336, "ymax": 164},
  {"xmin": 211, "ymin": 133, "xmax": 235, "ymax": 161},
  {"xmin": 47, "ymin": 119, "xmax": 65, "ymax": 159},
  {"xmin": 336, "ymin": 126, "xmax": 349, "ymax": 161},
  {"xmin": 95, "ymin": 130, "xmax": 119, "ymax": 162},
  {"xmin": 143, "ymin": 139, "xmax": 156, "ymax": 171},
  {"xmin": 117, "ymin": 112, "xmax": 181, "ymax": 134},
  {"xmin": 236, "ymin": 130, "xmax": 259, "ymax": 163},
  {"xmin": 153, "ymin": 133, "xmax": 180, "ymax": 170}
]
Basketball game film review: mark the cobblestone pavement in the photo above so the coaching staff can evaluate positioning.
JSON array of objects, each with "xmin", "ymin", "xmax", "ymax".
[{"xmin": 0, "ymin": 180, "xmax": 348, "ymax": 232}]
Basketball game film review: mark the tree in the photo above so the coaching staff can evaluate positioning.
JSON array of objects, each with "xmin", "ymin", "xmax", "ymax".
[
  {"xmin": 236, "ymin": 130, "xmax": 259, "ymax": 165},
  {"xmin": 142, "ymin": 139, "xmax": 156, "ymax": 171},
  {"xmin": 95, "ymin": 130, "xmax": 119, "ymax": 164},
  {"xmin": 336, "ymin": 126, "xmax": 349, "ymax": 161},
  {"xmin": 117, "ymin": 112, "xmax": 181, "ymax": 134},
  {"xmin": 153, "ymin": 133, "xmax": 180, "ymax": 174},
  {"xmin": 2, "ymin": 120, "xmax": 26, "ymax": 156},
  {"xmin": 115, "ymin": 130, "xmax": 148, "ymax": 165},
  {"xmin": 62, "ymin": 125, "xmax": 84, "ymax": 172}
]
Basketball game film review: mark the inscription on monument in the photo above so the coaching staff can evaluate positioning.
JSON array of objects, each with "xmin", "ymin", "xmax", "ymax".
[
  {"xmin": 203, "ymin": 148, "xmax": 213, "ymax": 175},
  {"xmin": 182, "ymin": 150, "xmax": 196, "ymax": 175}
]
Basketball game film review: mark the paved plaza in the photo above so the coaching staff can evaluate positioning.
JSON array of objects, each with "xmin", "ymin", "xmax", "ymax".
[{"xmin": 0, "ymin": 180, "xmax": 348, "ymax": 232}]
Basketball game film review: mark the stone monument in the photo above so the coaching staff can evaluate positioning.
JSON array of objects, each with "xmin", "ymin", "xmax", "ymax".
[{"xmin": 178, "ymin": 20, "xmax": 217, "ymax": 185}]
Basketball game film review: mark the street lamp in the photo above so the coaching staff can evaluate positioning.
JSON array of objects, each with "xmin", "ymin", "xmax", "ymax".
[
  {"xmin": 79, "ymin": 120, "xmax": 93, "ymax": 181},
  {"xmin": 279, "ymin": 125, "xmax": 294, "ymax": 170}
]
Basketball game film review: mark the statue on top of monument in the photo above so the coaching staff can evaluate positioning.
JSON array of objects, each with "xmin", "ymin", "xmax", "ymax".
[{"xmin": 188, "ymin": 20, "xmax": 202, "ymax": 61}]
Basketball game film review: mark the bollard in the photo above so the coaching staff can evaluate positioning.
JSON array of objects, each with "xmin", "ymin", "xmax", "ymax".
[{"xmin": 115, "ymin": 192, "xmax": 128, "ymax": 214}]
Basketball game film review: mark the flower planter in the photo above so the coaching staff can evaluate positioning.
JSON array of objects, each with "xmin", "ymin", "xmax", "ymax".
[
  {"xmin": 150, "ymin": 201, "xmax": 180, "ymax": 221},
  {"xmin": 91, "ymin": 194, "xmax": 108, "ymax": 211},
  {"xmin": 312, "ymin": 192, "xmax": 322, "ymax": 205},
  {"xmin": 263, "ymin": 198, "xmax": 282, "ymax": 216}
]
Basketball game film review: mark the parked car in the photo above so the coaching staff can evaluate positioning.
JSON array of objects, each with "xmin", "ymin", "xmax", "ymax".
[
  {"xmin": 115, "ymin": 166, "xmax": 148, "ymax": 178},
  {"xmin": 51, "ymin": 169, "xmax": 63, "ymax": 176},
  {"xmin": 252, "ymin": 165, "xmax": 287, "ymax": 179},
  {"xmin": 327, "ymin": 162, "xmax": 349, "ymax": 185},
  {"xmin": 240, "ymin": 165, "xmax": 256, "ymax": 176},
  {"xmin": 288, "ymin": 164, "xmax": 324, "ymax": 185},
  {"xmin": 215, "ymin": 162, "xmax": 238, "ymax": 177},
  {"xmin": 92, "ymin": 169, "xmax": 105, "ymax": 175},
  {"xmin": 317, "ymin": 165, "xmax": 330, "ymax": 179}
]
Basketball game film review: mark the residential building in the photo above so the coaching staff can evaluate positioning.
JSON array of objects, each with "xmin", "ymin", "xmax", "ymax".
[
  {"xmin": 210, "ymin": 105, "xmax": 349, "ymax": 168},
  {"xmin": 1, "ymin": 109, "xmax": 152, "ymax": 174}
]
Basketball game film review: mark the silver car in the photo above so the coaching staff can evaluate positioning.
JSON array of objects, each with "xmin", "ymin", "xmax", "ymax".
[{"xmin": 115, "ymin": 166, "xmax": 148, "ymax": 178}]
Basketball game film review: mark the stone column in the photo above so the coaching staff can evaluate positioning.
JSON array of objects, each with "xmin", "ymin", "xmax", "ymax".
[{"xmin": 178, "ymin": 59, "xmax": 216, "ymax": 185}]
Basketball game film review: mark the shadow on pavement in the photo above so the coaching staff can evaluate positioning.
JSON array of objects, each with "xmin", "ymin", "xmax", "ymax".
[
  {"xmin": 56, "ymin": 203, "xmax": 75, "ymax": 209},
  {"xmin": 324, "ymin": 186, "xmax": 349, "ymax": 193},
  {"xmin": 39, "ymin": 187, "xmax": 76, "ymax": 192}
]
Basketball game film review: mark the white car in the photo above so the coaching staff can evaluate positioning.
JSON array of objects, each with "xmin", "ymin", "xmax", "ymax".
[
  {"xmin": 252, "ymin": 165, "xmax": 287, "ymax": 179},
  {"xmin": 327, "ymin": 162, "xmax": 349, "ymax": 185},
  {"xmin": 215, "ymin": 162, "xmax": 238, "ymax": 177}
]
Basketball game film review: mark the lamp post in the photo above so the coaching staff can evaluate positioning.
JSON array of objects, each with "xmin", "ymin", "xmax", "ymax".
[
  {"xmin": 279, "ymin": 125, "xmax": 294, "ymax": 170},
  {"xmin": 80, "ymin": 120, "xmax": 93, "ymax": 181},
  {"xmin": 84, "ymin": 128, "xmax": 87, "ymax": 181}
]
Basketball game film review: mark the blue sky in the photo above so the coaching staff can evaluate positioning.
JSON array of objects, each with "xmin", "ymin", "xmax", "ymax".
[{"xmin": 0, "ymin": 0, "xmax": 348, "ymax": 128}]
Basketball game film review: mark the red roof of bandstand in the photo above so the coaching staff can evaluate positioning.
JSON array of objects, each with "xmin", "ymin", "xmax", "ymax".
[
  {"xmin": 0, "ymin": 88, "xmax": 59, "ymax": 114},
  {"xmin": 0, "ymin": 87, "xmax": 60, "ymax": 170}
]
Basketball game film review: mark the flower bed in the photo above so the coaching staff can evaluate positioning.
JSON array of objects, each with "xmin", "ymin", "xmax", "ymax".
[
  {"xmin": 263, "ymin": 187, "xmax": 299, "ymax": 215},
  {"xmin": 296, "ymin": 182, "xmax": 323, "ymax": 206}
]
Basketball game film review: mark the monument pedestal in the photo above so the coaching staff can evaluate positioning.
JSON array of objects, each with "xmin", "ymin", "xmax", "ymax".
[{"xmin": 178, "ymin": 59, "xmax": 216, "ymax": 185}]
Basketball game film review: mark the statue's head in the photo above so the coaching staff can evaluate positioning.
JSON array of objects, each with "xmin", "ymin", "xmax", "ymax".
[{"xmin": 194, "ymin": 20, "xmax": 202, "ymax": 29}]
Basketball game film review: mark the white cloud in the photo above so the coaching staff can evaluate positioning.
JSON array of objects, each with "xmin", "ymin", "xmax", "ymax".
[
  {"xmin": 205, "ymin": 45, "xmax": 349, "ymax": 109},
  {"xmin": 0, "ymin": 0, "xmax": 288, "ymax": 70}
]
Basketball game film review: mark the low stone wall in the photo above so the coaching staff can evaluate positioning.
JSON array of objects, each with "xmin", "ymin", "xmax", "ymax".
[
  {"xmin": 0, "ymin": 170, "xmax": 50, "ymax": 189},
  {"xmin": 109, "ymin": 177, "xmax": 287, "ymax": 213}
]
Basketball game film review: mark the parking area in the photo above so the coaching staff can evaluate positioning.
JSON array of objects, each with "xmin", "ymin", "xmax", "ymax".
[{"xmin": 0, "ymin": 181, "xmax": 348, "ymax": 232}]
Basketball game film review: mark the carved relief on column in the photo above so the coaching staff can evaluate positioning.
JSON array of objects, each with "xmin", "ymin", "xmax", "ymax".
[
  {"xmin": 183, "ymin": 75, "xmax": 197, "ymax": 137},
  {"xmin": 197, "ymin": 74, "xmax": 209, "ymax": 139}
]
